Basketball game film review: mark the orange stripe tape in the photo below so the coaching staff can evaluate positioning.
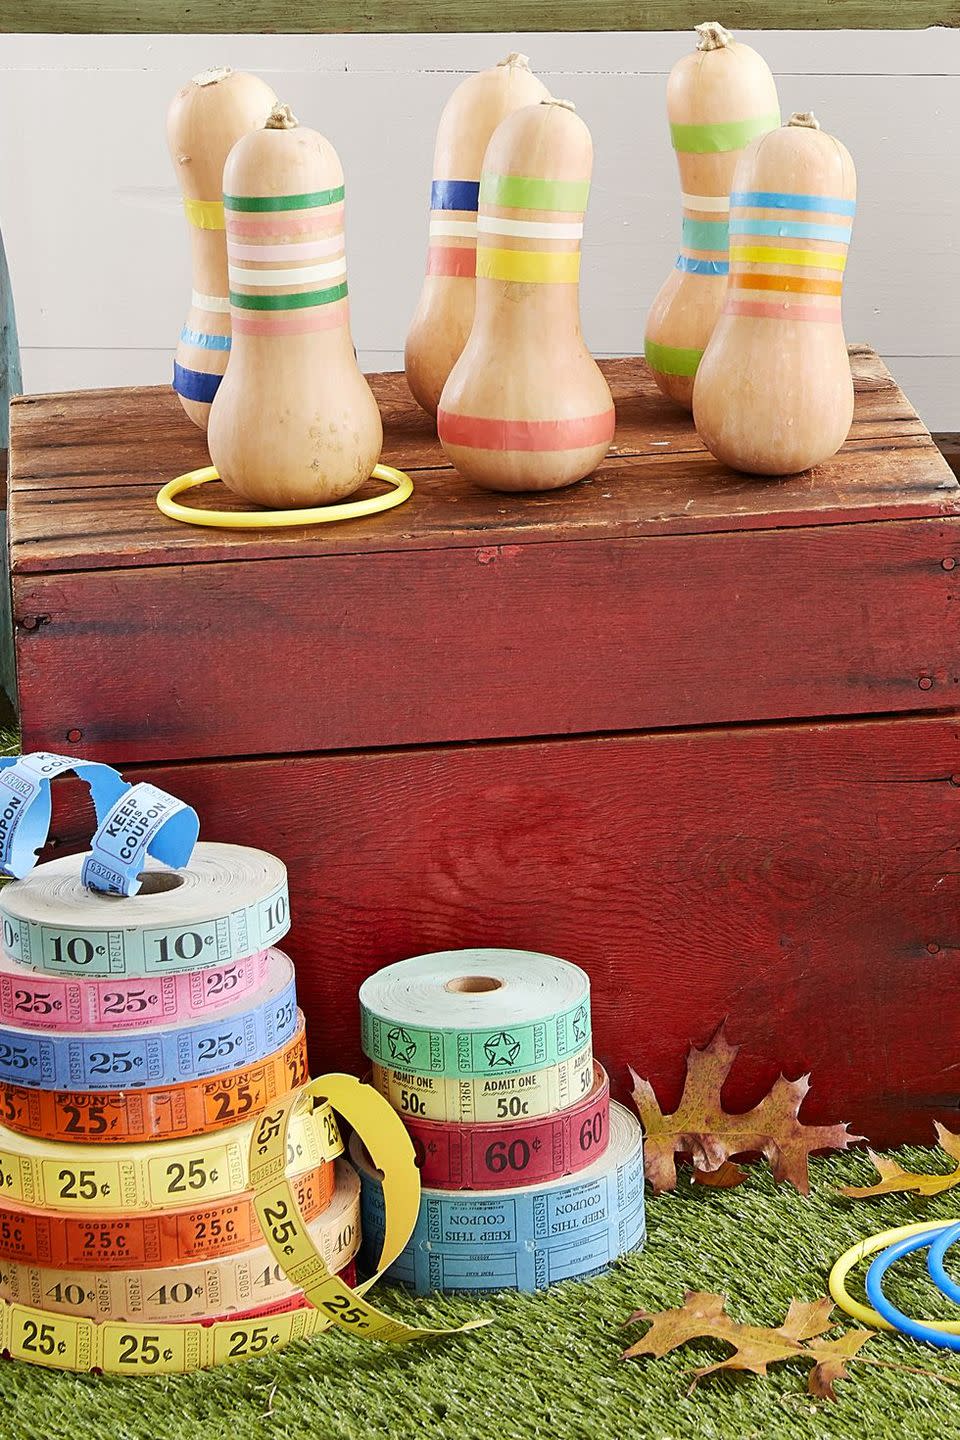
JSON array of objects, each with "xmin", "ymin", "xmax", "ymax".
[
  {"xmin": 0, "ymin": 1026, "xmax": 308, "ymax": 1144},
  {"xmin": 0, "ymin": 1163, "xmax": 335, "ymax": 1271},
  {"xmin": 730, "ymin": 272, "xmax": 844, "ymax": 296},
  {"xmin": 426, "ymin": 245, "xmax": 477, "ymax": 277}
]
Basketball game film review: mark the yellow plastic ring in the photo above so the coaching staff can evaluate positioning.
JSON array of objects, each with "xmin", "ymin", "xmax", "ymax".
[
  {"xmin": 829, "ymin": 1221, "xmax": 960, "ymax": 1332},
  {"xmin": 156, "ymin": 464, "xmax": 413, "ymax": 529}
]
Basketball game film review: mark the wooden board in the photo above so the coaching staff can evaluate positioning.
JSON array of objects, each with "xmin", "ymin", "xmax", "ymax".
[
  {"xmin": 9, "ymin": 0, "xmax": 958, "ymax": 31},
  {"xmin": 9, "ymin": 350, "xmax": 956, "ymax": 573},
  {"xmin": 12, "ymin": 350, "xmax": 958, "ymax": 762},
  {"xmin": 43, "ymin": 712, "xmax": 960, "ymax": 1148}
]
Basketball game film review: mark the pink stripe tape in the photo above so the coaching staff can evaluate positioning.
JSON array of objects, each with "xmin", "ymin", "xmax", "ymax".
[
  {"xmin": 427, "ymin": 245, "xmax": 477, "ymax": 278},
  {"xmin": 725, "ymin": 298, "xmax": 842, "ymax": 323},
  {"xmin": 0, "ymin": 948, "xmax": 272, "ymax": 1032},
  {"xmin": 226, "ymin": 205, "xmax": 345, "ymax": 237},
  {"xmin": 438, "ymin": 408, "xmax": 615, "ymax": 452},
  {"xmin": 227, "ymin": 235, "xmax": 344, "ymax": 262},
  {"xmin": 231, "ymin": 300, "xmax": 350, "ymax": 336}
]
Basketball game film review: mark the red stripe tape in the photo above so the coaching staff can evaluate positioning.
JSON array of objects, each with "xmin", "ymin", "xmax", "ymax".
[
  {"xmin": 426, "ymin": 245, "xmax": 477, "ymax": 277},
  {"xmin": 401, "ymin": 1065, "xmax": 611, "ymax": 1189},
  {"xmin": 438, "ymin": 407, "xmax": 615, "ymax": 453},
  {"xmin": 725, "ymin": 297, "xmax": 841, "ymax": 323}
]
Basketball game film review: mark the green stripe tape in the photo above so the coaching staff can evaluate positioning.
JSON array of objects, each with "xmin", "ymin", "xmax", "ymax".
[
  {"xmin": 681, "ymin": 216, "xmax": 729, "ymax": 250},
  {"xmin": 230, "ymin": 282, "xmax": 349, "ymax": 311},
  {"xmin": 479, "ymin": 172, "xmax": 590, "ymax": 213},
  {"xmin": 644, "ymin": 338, "xmax": 704, "ymax": 378},
  {"xmin": 670, "ymin": 111, "xmax": 780, "ymax": 154},
  {"xmin": 223, "ymin": 185, "xmax": 345, "ymax": 213}
]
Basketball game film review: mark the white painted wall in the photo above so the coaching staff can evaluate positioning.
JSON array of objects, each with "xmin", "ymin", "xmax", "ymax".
[{"xmin": 0, "ymin": 30, "xmax": 956, "ymax": 428}]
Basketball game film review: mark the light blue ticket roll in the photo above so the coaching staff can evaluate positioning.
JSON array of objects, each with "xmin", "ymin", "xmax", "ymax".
[
  {"xmin": 353, "ymin": 1102, "xmax": 645, "ymax": 1294},
  {"xmin": 0, "ymin": 948, "xmax": 298, "ymax": 1089}
]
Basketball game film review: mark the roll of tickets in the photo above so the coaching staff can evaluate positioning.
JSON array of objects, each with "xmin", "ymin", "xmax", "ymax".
[
  {"xmin": 360, "ymin": 949, "xmax": 591, "ymax": 1079},
  {"xmin": 353, "ymin": 1102, "xmax": 645, "ymax": 1295},
  {"xmin": 249, "ymin": 1072, "xmax": 490, "ymax": 1343},
  {"xmin": 0, "ymin": 1097, "xmax": 341, "ymax": 1213},
  {"xmin": 0, "ymin": 1163, "xmax": 334, "ymax": 1270},
  {"xmin": 202, "ymin": 1266, "xmax": 356, "ymax": 1325},
  {"xmin": 402, "ymin": 1063, "xmax": 610, "ymax": 1190},
  {"xmin": 0, "ymin": 948, "xmax": 297, "ymax": 1090},
  {"xmin": 0, "ymin": 1161, "xmax": 360, "ymax": 1323},
  {"xmin": 0, "ymin": 1023, "xmax": 307, "ymax": 1144},
  {"xmin": 0, "ymin": 843, "xmax": 289, "ymax": 978},
  {"xmin": 372, "ymin": 1042, "xmax": 594, "ymax": 1124},
  {"xmin": 0, "ymin": 945, "xmax": 272, "ymax": 1033}
]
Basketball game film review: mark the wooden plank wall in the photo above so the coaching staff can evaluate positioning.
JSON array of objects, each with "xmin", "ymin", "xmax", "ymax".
[
  {"xmin": 6, "ymin": 1, "xmax": 958, "ymax": 31},
  {"xmin": 0, "ymin": 30, "xmax": 957, "ymax": 430}
]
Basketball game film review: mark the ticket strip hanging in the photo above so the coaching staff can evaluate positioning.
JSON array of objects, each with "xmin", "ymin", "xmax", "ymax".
[
  {"xmin": 354, "ymin": 1102, "xmax": 645, "ymax": 1294},
  {"xmin": 0, "ymin": 948, "xmax": 298, "ymax": 1091},
  {"xmin": 0, "ymin": 1023, "xmax": 307, "ymax": 1144},
  {"xmin": 0, "ymin": 753, "xmax": 130, "ymax": 881}
]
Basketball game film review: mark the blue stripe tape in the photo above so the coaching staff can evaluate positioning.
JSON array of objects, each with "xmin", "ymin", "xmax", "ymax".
[
  {"xmin": 0, "ymin": 956, "xmax": 298, "ymax": 1089},
  {"xmin": 430, "ymin": 179, "xmax": 480, "ymax": 213},
  {"xmin": 730, "ymin": 190, "xmax": 856, "ymax": 216},
  {"xmin": 180, "ymin": 326, "xmax": 232, "ymax": 351},
  {"xmin": 676, "ymin": 254, "xmax": 729, "ymax": 276},
  {"xmin": 681, "ymin": 217, "xmax": 729, "ymax": 251},
  {"xmin": 729, "ymin": 219, "xmax": 852, "ymax": 242},
  {"xmin": 173, "ymin": 362, "xmax": 222, "ymax": 404}
]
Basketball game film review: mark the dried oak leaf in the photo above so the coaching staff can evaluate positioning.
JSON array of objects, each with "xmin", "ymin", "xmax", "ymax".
[
  {"xmin": 840, "ymin": 1123, "xmax": 960, "ymax": 1199},
  {"xmin": 622, "ymin": 1291, "xmax": 873, "ymax": 1401},
  {"xmin": 630, "ymin": 1025, "xmax": 863, "ymax": 1195}
]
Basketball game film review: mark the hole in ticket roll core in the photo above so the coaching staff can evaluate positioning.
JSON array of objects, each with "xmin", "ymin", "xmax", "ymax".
[
  {"xmin": 131, "ymin": 870, "xmax": 186, "ymax": 896},
  {"xmin": 444, "ymin": 975, "xmax": 504, "ymax": 994}
]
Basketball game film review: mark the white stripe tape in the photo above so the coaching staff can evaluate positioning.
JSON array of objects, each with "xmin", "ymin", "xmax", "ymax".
[
  {"xmin": 476, "ymin": 216, "xmax": 584, "ymax": 240},
  {"xmin": 191, "ymin": 290, "xmax": 230, "ymax": 314},
  {"xmin": 429, "ymin": 219, "xmax": 478, "ymax": 238},
  {"xmin": 228, "ymin": 258, "xmax": 348, "ymax": 288},
  {"xmin": 680, "ymin": 193, "xmax": 731, "ymax": 214}
]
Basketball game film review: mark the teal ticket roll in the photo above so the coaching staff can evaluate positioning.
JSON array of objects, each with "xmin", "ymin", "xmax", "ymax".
[{"xmin": 359, "ymin": 949, "xmax": 591, "ymax": 1080}]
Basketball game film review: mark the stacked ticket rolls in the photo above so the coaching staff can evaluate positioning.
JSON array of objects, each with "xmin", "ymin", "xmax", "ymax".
[
  {"xmin": 354, "ymin": 948, "xmax": 645, "ymax": 1294},
  {"xmin": 0, "ymin": 834, "xmax": 359, "ymax": 1334}
]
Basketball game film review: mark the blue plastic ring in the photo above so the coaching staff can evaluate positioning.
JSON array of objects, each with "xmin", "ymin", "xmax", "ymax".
[
  {"xmin": 866, "ymin": 1223, "xmax": 960, "ymax": 1350},
  {"xmin": 926, "ymin": 1221, "xmax": 960, "ymax": 1306}
]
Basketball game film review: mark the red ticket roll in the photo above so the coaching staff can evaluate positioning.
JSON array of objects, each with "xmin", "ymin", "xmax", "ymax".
[{"xmin": 402, "ymin": 1063, "xmax": 610, "ymax": 1189}]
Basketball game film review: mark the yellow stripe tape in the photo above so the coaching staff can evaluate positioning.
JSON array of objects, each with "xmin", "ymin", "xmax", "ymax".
[
  {"xmin": 476, "ymin": 246, "xmax": 581, "ymax": 284},
  {"xmin": 250, "ymin": 1072, "xmax": 491, "ymax": 1342},
  {"xmin": 184, "ymin": 198, "xmax": 226, "ymax": 230},
  {"xmin": 0, "ymin": 1102, "xmax": 342, "ymax": 1213},
  {"xmin": 0, "ymin": 1162, "xmax": 360, "ymax": 1324},
  {"xmin": 729, "ymin": 245, "xmax": 847, "ymax": 271},
  {"xmin": 372, "ymin": 1044, "xmax": 594, "ymax": 1123}
]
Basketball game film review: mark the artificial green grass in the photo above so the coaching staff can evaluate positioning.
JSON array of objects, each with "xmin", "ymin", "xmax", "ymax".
[{"xmin": 3, "ymin": 1146, "xmax": 960, "ymax": 1440}]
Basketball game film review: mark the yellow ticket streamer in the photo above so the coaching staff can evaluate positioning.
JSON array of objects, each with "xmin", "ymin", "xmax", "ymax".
[
  {"xmin": 250, "ymin": 1073, "xmax": 492, "ymax": 1343},
  {"xmin": 0, "ymin": 1102, "xmax": 342, "ymax": 1213}
]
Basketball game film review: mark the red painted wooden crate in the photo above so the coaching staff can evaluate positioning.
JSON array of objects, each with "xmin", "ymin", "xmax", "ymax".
[{"xmin": 8, "ymin": 349, "xmax": 960, "ymax": 1146}]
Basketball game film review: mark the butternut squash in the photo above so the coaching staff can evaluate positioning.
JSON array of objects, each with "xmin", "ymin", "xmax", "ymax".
[
  {"xmin": 692, "ymin": 111, "xmax": 856, "ymax": 475},
  {"xmin": 166, "ymin": 66, "xmax": 277, "ymax": 430},
  {"xmin": 404, "ymin": 53, "xmax": 549, "ymax": 417},
  {"xmin": 207, "ymin": 104, "xmax": 383, "ymax": 508},
  {"xmin": 438, "ymin": 100, "xmax": 614, "ymax": 493},
  {"xmin": 644, "ymin": 22, "xmax": 779, "ymax": 409}
]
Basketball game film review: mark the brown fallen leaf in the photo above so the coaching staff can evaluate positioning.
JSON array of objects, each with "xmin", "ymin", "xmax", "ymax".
[
  {"xmin": 630, "ymin": 1024, "xmax": 863, "ymax": 1195},
  {"xmin": 840, "ymin": 1123, "xmax": 960, "ymax": 1199},
  {"xmin": 622, "ymin": 1291, "xmax": 873, "ymax": 1400}
]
